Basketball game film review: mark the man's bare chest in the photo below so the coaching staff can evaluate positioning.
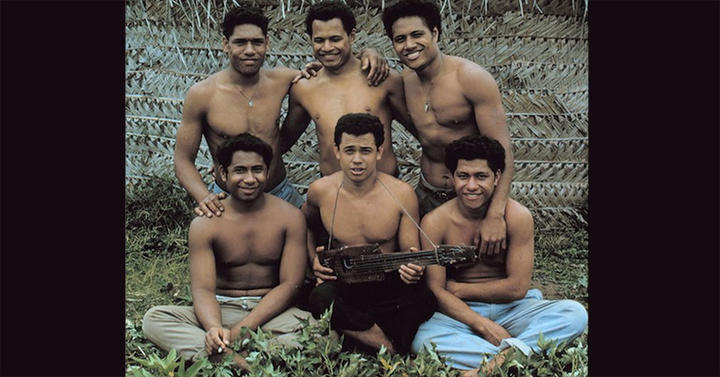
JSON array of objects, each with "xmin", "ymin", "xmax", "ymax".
[
  {"xmin": 213, "ymin": 224, "xmax": 285, "ymax": 266},
  {"xmin": 320, "ymin": 196, "xmax": 400, "ymax": 245},
  {"xmin": 205, "ymin": 93, "xmax": 285, "ymax": 135},
  {"xmin": 406, "ymin": 80, "xmax": 474, "ymax": 131},
  {"xmin": 301, "ymin": 83, "xmax": 388, "ymax": 123}
]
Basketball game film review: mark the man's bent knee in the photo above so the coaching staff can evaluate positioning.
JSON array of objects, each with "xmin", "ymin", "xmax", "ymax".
[
  {"xmin": 558, "ymin": 300, "xmax": 588, "ymax": 337},
  {"xmin": 308, "ymin": 282, "xmax": 339, "ymax": 318}
]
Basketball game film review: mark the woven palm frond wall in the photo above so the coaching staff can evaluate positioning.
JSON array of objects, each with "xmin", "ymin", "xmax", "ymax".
[{"xmin": 126, "ymin": 0, "xmax": 588, "ymax": 231}]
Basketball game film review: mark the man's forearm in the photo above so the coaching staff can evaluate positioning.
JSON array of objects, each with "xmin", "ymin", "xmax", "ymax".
[
  {"xmin": 432, "ymin": 286, "xmax": 488, "ymax": 329},
  {"xmin": 175, "ymin": 159, "xmax": 212, "ymax": 203},
  {"xmin": 230, "ymin": 281, "xmax": 300, "ymax": 334},
  {"xmin": 193, "ymin": 290, "xmax": 224, "ymax": 330},
  {"xmin": 488, "ymin": 158, "xmax": 513, "ymax": 218},
  {"xmin": 450, "ymin": 277, "xmax": 526, "ymax": 303}
]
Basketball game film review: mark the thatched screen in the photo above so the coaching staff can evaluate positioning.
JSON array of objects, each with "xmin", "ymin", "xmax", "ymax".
[{"xmin": 125, "ymin": 0, "xmax": 588, "ymax": 231}]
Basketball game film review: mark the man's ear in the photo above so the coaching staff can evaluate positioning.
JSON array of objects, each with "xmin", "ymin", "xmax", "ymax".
[
  {"xmin": 493, "ymin": 170, "xmax": 502, "ymax": 186},
  {"xmin": 219, "ymin": 166, "xmax": 228, "ymax": 182},
  {"xmin": 334, "ymin": 145, "xmax": 341, "ymax": 160},
  {"xmin": 349, "ymin": 28, "xmax": 356, "ymax": 44},
  {"xmin": 432, "ymin": 27, "xmax": 439, "ymax": 43},
  {"xmin": 377, "ymin": 145, "xmax": 384, "ymax": 160},
  {"xmin": 221, "ymin": 37, "xmax": 229, "ymax": 52}
]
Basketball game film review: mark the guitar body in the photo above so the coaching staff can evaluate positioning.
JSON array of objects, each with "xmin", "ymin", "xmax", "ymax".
[
  {"xmin": 319, "ymin": 243, "xmax": 478, "ymax": 284},
  {"xmin": 320, "ymin": 244, "xmax": 386, "ymax": 283}
]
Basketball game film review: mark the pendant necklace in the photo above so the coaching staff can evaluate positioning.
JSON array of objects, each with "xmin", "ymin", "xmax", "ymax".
[
  {"xmin": 424, "ymin": 80, "xmax": 434, "ymax": 112},
  {"xmin": 238, "ymin": 87, "xmax": 257, "ymax": 107}
]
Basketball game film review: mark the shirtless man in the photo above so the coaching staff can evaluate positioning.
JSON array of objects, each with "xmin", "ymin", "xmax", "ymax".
[
  {"xmin": 174, "ymin": 5, "xmax": 388, "ymax": 216},
  {"xmin": 410, "ymin": 135, "xmax": 587, "ymax": 376},
  {"xmin": 303, "ymin": 113, "xmax": 435, "ymax": 354},
  {"xmin": 279, "ymin": 1, "xmax": 414, "ymax": 177},
  {"xmin": 143, "ymin": 133, "xmax": 312, "ymax": 365},
  {"xmin": 382, "ymin": 0, "xmax": 514, "ymax": 256}
]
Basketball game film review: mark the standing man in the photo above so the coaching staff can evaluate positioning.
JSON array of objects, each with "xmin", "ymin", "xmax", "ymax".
[
  {"xmin": 411, "ymin": 135, "xmax": 587, "ymax": 376},
  {"xmin": 303, "ymin": 113, "xmax": 435, "ymax": 354},
  {"xmin": 280, "ymin": 1, "xmax": 415, "ymax": 178},
  {"xmin": 175, "ymin": 5, "xmax": 388, "ymax": 217},
  {"xmin": 143, "ymin": 134, "xmax": 312, "ymax": 366},
  {"xmin": 382, "ymin": 0, "xmax": 514, "ymax": 256}
]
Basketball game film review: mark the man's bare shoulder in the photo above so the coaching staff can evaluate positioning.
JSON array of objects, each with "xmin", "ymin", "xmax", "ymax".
[
  {"xmin": 505, "ymin": 199, "xmax": 533, "ymax": 232},
  {"xmin": 378, "ymin": 172, "xmax": 413, "ymax": 195},
  {"xmin": 189, "ymin": 214, "xmax": 219, "ymax": 236},
  {"xmin": 307, "ymin": 173, "xmax": 342, "ymax": 203},
  {"xmin": 265, "ymin": 66, "xmax": 300, "ymax": 85},
  {"xmin": 290, "ymin": 69, "xmax": 326, "ymax": 95},
  {"xmin": 421, "ymin": 199, "xmax": 453, "ymax": 230},
  {"xmin": 185, "ymin": 72, "xmax": 223, "ymax": 101},
  {"xmin": 449, "ymin": 56, "xmax": 497, "ymax": 91},
  {"xmin": 263, "ymin": 193, "xmax": 305, "ymax": 222},
  {"xmin": 379, "ymin": 68, "xmax": 404, "ymax": 88}
]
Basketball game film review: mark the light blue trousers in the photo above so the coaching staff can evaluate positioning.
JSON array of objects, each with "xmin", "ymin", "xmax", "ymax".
[
  {"xmin": 209, "ymin": 176, "xmax": 305, "ymax": 208},
  {"xmin": 411, "ymin": 289, "xmax": 588, "ymax": 370}
]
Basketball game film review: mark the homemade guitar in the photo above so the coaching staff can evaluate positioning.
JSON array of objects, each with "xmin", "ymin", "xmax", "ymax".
[{"xmin": 319, "ymin": 243, "xmax": 478, "ymax": 284}]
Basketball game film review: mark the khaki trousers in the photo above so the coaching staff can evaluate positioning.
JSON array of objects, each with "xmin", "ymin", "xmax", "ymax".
[{"xmin": 142, "ymin": 297, "xmax": 313, "ymax": 360}]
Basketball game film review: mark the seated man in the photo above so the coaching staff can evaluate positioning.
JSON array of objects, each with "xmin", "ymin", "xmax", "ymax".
[
  {"xmin": 303, "ymin": 113, "xmax": 436, "ymax": 354},
  {"xmin": 411, "ymin": 135, "xmax": 587, "ymax": 376},
  {"xmin": 143, "ymin": 133, "xmax": 312, "ymax": 365}
]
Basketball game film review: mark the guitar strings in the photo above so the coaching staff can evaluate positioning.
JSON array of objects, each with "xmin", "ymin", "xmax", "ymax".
[{"xmin": 342, "ymin": 250, "xmax": 464, "ymax": 272}]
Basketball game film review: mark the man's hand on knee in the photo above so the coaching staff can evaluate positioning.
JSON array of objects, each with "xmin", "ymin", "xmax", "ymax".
[{"xmin": 471, "ymin": 317, "xmax": 511, "ymax": 346}]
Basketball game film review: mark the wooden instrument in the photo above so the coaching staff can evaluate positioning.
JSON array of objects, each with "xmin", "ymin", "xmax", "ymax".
[{"xmin": 319, "ymin": 243, "xmax": 478, "ymax": 284}]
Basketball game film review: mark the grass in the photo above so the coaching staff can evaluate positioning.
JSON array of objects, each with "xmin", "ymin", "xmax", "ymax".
[{"xmin": 125, "ymin": 178, "xmax": 588, "ymax": 376}]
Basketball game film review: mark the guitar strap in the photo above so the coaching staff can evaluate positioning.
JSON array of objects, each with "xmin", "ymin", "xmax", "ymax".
[
  {"xmin": 327, "ymin": 175, "xmax": 441, "ymax": 264},
  {"xmin": 375, "ymin": 177, "xmax": 441, "ymax": 265},
  {"xmin": 327, "ymin": 180, "xmax": 344, "ymax": 251}
]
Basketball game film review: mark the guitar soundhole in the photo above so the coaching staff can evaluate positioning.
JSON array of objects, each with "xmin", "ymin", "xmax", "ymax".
[{"xmin": 342, "ymin": 258, "xmax": 354, "ymax": 271}]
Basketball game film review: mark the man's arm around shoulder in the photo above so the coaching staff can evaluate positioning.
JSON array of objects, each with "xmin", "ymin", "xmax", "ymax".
[
  {"xmin": 174, "ymin": 83, "xmax": 226, "ymax": 218},
  {"xmin": 448, "ymin": 201, "xmax": 534, "ymax": 303},
  {"xmin": 385, "ymin": 70, "xmax": 419, "ymax": 139},
  {"xmin": 459, "ymin": 63, "xmax": 514, "ymax": 256},
  {"xmin": 279, "ymin": 84, "xmax": 313, "ymax": 155}
]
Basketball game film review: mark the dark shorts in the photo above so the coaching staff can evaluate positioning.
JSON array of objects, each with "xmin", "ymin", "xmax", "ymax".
[
  {"xmin": 308, "ymin": 273, "xmax": 437, "ymax": 354},
  {"xmin": 414, "ymin": 173, "xmax": 456, "ymax": 218}
]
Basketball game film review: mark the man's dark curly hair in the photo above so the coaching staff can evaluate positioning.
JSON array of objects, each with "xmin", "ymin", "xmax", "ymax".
[
  {"xmin": 305, "ymin": 0, "xmax": 356, "ymax": 36},
  {"xmin": 334, "ymin": 113, "xmax": 385, "ymax": 148},
  {"xmin": 221, "ymin": 5, "xmax": 269, "ymax": 38},
  {"xmin": 216, "ymin": 133, "xmax": 274, "ymax": 169},
  {"xmin": 444, "ymin": 134, "xmax": 506, "ymax": 174},
  {"xmin": 382, "ymin": 0, "xmax": 442, "ymax": 41}
]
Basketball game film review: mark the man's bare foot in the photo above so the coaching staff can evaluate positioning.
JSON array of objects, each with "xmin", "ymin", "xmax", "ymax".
[{"xmin": 233, "ymin": 353, "xmax": 250, "ymax": 370}]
